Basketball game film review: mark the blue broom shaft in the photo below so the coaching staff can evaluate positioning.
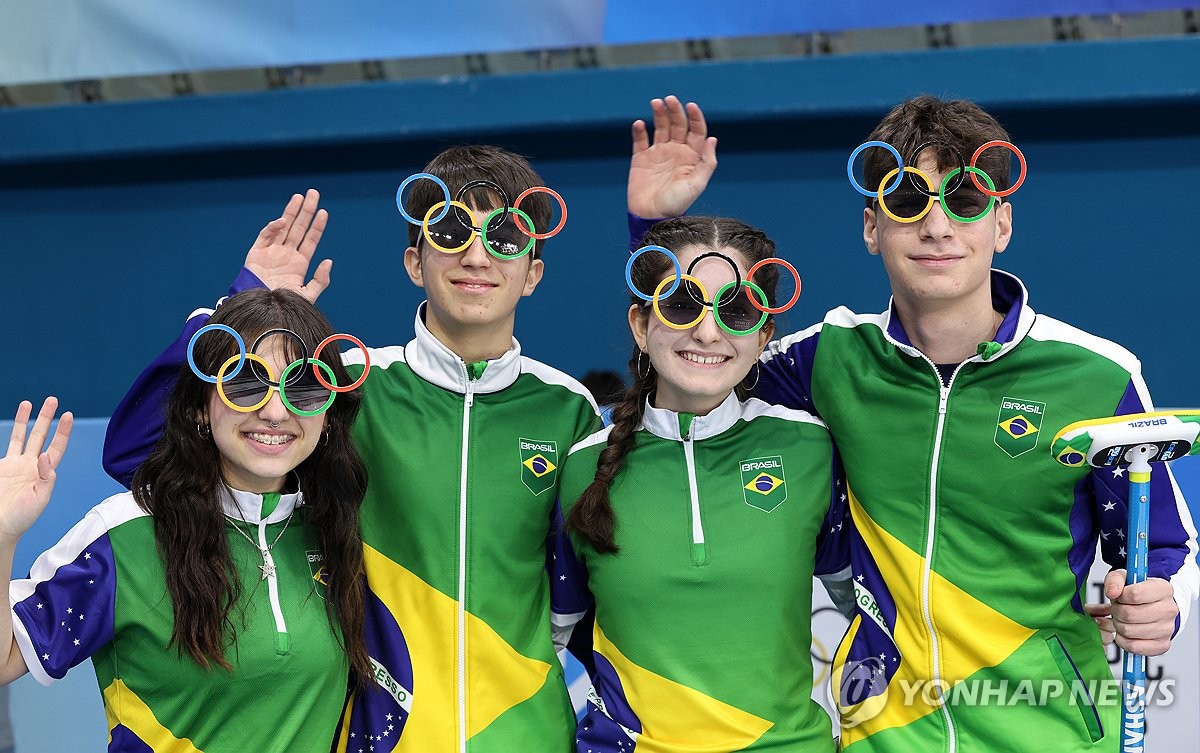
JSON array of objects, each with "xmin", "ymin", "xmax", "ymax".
[{"xmin": 1122, "ymin": 477, "xmax": 1150, "ymax": 753}]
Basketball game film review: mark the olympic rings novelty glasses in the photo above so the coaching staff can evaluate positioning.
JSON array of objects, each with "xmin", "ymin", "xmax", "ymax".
[
  {"xmin": 395, "ymin": 173, "xmax": 568, "ymax": 259},
  {"xmin": 187, "ymin": 324, "xmax": 371, "ymax": 416},
  {"xmin": 847, "ymin": 139, "xmax": 1027, "ymax": 223},
  {"xmin": 625, "ymin": 245, "xmax": 802, "ymax": 336}
]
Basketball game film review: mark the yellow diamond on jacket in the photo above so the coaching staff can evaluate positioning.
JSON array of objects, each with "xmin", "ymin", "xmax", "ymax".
[{"xmin": 994, "ymin": 397, "xmax": 1046, "ymax": 458}]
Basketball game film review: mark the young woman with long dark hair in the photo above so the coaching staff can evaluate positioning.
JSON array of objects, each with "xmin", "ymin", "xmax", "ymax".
[
  {"xmin": 0, "ymin": 288, "xmax": 369, "ymax": 752},
  {"xmin": 556, "ymin": 216, "xmax": 852, "ymax": 752}
]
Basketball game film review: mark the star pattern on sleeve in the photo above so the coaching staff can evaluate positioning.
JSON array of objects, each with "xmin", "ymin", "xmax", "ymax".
[{"xmin": 19, "ymin": 540, "xmax": 112, "ymax": 679}]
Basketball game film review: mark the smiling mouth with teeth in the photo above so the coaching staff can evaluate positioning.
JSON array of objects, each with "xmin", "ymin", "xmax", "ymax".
[
  {"xmin": 678, "ymin": 352, "xmax": 731, "ymax": 365},
  {"xmin": 244, "ymin": 433, "xmax": 295, "ymax": 446}
]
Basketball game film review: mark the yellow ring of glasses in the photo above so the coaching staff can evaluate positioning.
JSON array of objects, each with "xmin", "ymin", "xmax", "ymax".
[
  {"xmin": 876, "ymin": 166, "xmax": 935, "ymax": 223},
  {"xmin": 652, "ymin": 274, "xmax": 709, "ymax": 330},
  {"xmin": 216, "ymin": 353, "xmax": 274, "ymax": 412},
  {"xmin": 422, "ymin": 200, "xmax": 476, "ymax": 253}
]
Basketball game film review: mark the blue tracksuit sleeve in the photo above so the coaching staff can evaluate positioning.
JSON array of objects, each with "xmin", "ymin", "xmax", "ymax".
[
  {"xmin": 1091, "ymin": 377, "xmax": 1200, "ymax": 636},
  {"xmin": 755, "ymin": 323, "xmax": 823, "ymax": 417},
  {"xmin": 547, "ymin": 499, "xmax": 593, "ymax": 653},
  {"xmin": 102, "ymin": 268, "xmax": 267, "ymax": 487},
  {"xmin": 815, "ymin": 446, "xmax": 854, "ymax": 617},
  {"xmin": 628, "ymin": 211, "xmax": 668, "ymax": 252}
]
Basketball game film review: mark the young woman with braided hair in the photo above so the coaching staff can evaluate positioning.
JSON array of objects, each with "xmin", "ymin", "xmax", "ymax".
[{"xmin": 553, "ymin": 216, "xmax": 853, "ymax": 752}]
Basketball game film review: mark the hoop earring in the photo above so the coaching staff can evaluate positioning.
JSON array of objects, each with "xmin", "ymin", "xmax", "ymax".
[
  {"xmin": 197, "ymin": 422, "xmax": 210, "ymax": 438},
  {"xmin": 636, "ymin": 351, "xmax": 650, "ymax": 379},
  {"xmin": 741, "ymin": 361, "xmax": 761, "ymax": 391},
  {"xmin": 319, "ymin": 430, "xmax": 329, "ymax": 447}
]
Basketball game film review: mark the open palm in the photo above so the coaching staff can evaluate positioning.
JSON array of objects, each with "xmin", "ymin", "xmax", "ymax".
[
  {"xmin": 244, "ymin": 189, "xmax": 333, "ymax": 303},
  {"xmin": 627, "ymin": 96, "xmax": 718, "ymax": 219},
  {"xmin": 0, "ymin": 398, "xmax": 72, "ymax": 542}
]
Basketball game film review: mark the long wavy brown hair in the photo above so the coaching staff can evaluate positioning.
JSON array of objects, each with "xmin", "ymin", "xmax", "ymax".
[
  {"xmin": 567, "ymin": 216, "xmax": 781, "ymax": 553},
  {"xmin": 132, "ymin": 288, "xmax": 370, "ymax": 682}
]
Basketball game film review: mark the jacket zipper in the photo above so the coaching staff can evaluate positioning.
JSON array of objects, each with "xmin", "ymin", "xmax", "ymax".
[
  {"xmin": 919, "ymin": 357, "xmax": 967, "ymax": 753},
  {"xmin": 457, "ymin": 377, "xmax": 475, "ymax": 753},
  {"xmin": 257, "ymin": 518, "xmax": 290, "ymax": 654},
  {"xmin": 680, "ymin": 415, "xmax": 708, "ymax": 566}
]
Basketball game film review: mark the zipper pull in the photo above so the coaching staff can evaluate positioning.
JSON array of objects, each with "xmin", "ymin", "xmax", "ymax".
[
  {"xmin": 678, "ymin": 412, "xmax": 695, "ymax": 441},
  {"xmin": 976, "ymin": 340, "xmax": 1003, "ymax": 361},
  {"xmin": 938, "ymin": 386, "xmax": 949, "ymax": 415},
  {"xmin": 464, "ymin": 360, "xmax": 485, "ymax": 408}
]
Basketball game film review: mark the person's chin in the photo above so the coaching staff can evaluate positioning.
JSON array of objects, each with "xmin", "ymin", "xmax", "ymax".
[{"xmin": 664, "ymin": 370, "xmax": 734, "ymax": 403}]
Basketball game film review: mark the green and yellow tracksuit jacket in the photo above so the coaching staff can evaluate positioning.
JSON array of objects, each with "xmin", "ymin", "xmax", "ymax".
[
  {"xmin": 554, "ymin": 392, "xmax": 852, "ymax": 752},
  {"xmin": 11, "ymin": 487, "xmax": 348, "ymax": 753},
  {"xmin": 755, "ymin": 270, "xmax": 1199, "ymax": 753},
  {"xmin": 102, "ymin": 269, "xmax": 601, "ymax": 753}
]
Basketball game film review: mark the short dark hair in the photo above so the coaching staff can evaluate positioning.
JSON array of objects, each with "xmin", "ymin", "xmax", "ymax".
[
  {"xmin": 862, "ymin": 95, "xmax": 1013, "ymax": 207},
  {"xmin": 403, "ymin": 145, "xmax": 552, "ymax": 260}
]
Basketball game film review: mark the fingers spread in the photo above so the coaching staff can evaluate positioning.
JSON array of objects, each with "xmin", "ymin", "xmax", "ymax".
[
  {"xmin": 7, "ymin": 401, "xmax": 33, "ymax": 456},
  {"xmin": 650, "ymin": 98, "xmax": 668, "ymax": 145},
  {"xmin": 284, "ymin": 189, "xmax": 321, "ymax": 249},
  {"xmin": 297, "ymin": 208, "xmax": 328, "ymax": 261},
  {"xmin": 25, "ymin": 397, "xmax": 59, "ymax": 458},
  {"xmin": 302, "ymin": 259, "xmax": 333, "ymax": 304},
  {"xmin": 279, "ymin": 193, "xmax": 304, "ymax": 224},
  {"xmin": 251, "ymin": 216, "xmax": 289, "ymax": 250},
  {"xmin": 44, "ymin": 412, "xmax": 73, "ymax": 469},
  {"xmin": 37, "ymin": 452, "xmax": 56, "ymax": 482},
  {"xmin": 631, "ymin": 120, "xmax": 649, "ymax": 155},
  {"xmin": 665, "ymin": 95, "xmax": 688, "ymax": 143},
  {"xmin": 684, "ymin": 101, "xmax": 708, "ymax": 145}
]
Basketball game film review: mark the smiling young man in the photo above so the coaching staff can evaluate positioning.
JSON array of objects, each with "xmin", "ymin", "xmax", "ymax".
[
  {"xmin": 104, "ymin": 146, "xmax": 600, "ymax": 753},
  {"xmin": 626, "ymin": 95, "xmax": 1198, "ymax": 752}
]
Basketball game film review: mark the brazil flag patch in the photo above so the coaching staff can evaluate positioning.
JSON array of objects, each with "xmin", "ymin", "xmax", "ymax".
[
  {"xmin": 740, "ymin": 455, "xmax": 787, "ymax": 512},
  {"xmin": 994, "ymin": 396, "xmax": 1046, "ymax": 458},
  {"xmin": 519, "ymin": 437, "xmax": 558, "ymax": 495}
]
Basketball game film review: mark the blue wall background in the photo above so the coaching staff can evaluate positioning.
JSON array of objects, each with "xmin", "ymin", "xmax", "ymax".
[{"xmin": 1, "ymin": 37, "xmax": 1199, "ymax": 417}]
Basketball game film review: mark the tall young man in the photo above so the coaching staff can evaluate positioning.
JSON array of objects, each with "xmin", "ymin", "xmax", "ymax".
[
  {"xmin": 627, "ymin": 95, "xmax": 1198, "ymax": 752},
  {"xmin": 104, "ymin": 146, "xmax": 599, "ymax": 752}
]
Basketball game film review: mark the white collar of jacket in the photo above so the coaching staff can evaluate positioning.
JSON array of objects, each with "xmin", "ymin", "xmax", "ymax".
[
  {"xmin": 219, "ymin": 484, "xmax": 302, "ymax": 525},
  {"xmin": 882, "ymin": 268, "xmax": 1036, "ymax": 364},
  {"xmin": 639, "ymin": 390, "xmax": 742, "ymax": 441},
  {"xmin": 405, "ymin": 302, "xmax": 524, "ymax": 395}
]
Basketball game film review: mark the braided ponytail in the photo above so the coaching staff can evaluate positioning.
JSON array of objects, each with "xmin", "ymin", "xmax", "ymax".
[{"xmin": 566, "ymin": 349, "xmax": 655, "ymax": 553}]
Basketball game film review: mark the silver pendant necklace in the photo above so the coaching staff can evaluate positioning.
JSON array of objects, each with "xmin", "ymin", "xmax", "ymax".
[{"xmin": 227, "ymin": 498, "xmax": 296, "ymax": 580}]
